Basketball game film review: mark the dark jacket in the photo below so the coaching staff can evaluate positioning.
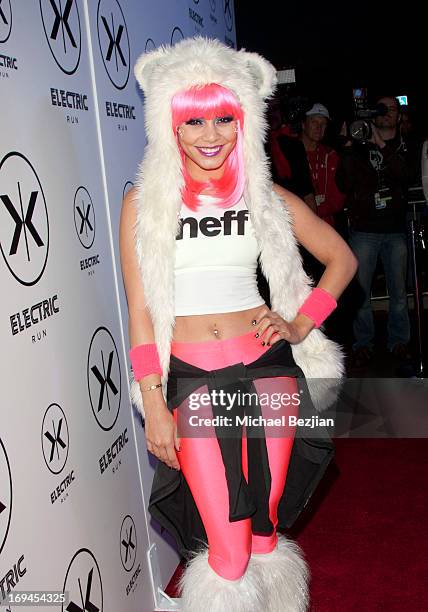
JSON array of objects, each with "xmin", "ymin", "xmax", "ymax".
[
  {"xmin": 336, "ymin": 135, "xmax": 419, "ymax": 233},
  {"xmin": 270, "ymin": 133, "xmax": 314, "ymax": 199}
]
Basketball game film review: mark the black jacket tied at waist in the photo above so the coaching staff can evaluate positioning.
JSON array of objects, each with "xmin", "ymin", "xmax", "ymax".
[{"xmin": 148, "ymin": 340, "xmax": 335, "ymax": 559}]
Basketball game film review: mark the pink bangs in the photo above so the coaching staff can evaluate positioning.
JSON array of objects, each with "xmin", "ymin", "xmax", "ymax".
[
  {"xmin": 171, "ymin": 83, "xmax": 245, "ymax": 210},
  {"xmin": 172, "ymin": 83, "xmax": 244, "ymax": 126}
]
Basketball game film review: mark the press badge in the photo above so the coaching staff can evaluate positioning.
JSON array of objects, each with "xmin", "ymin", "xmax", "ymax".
[
  {"xmin": 374, "ymin": 189, "xmax": 392, "ymax": 210},
  {"xmin": 315, "ymin": 194, "xmax": 325, "ymax": 206}
]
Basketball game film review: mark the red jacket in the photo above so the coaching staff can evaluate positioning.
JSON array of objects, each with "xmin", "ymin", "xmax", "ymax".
[{"xmin": 305, "ymin": 144, "xmax": 345, "ymax": 227}]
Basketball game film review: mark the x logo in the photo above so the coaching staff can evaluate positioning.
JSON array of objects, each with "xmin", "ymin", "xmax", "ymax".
[
  {"xmin": 101, "ymin": 15, "xmax": 126, "ymax": 68},
  {"xmin": 49, "ymin": 0, "xmax": 77, "ymax": 48},
  {"xmin": 91, "ymin": 350, "xmax": 118, "ymax": 414},
  {"xmin": 121, "ymin": 525, "xmax": 135, "ymax": 564},
  {"xmin": 0, "ymin": 0, "xmax": 8, "ymax": 25},
  {"xmin": 66, "ymin": 567, "xmax": 100, "ymax": 612},
  {"xmin": 44, "ymin": 418, "xmax": 67, "ymax": 463},
  {"xmin": 76, "ymin": 202, "xmax": 93, "ymax": 237},
  {"xmin": 1, "ymin": 188, "xmax": 44, "ymax": 260}
]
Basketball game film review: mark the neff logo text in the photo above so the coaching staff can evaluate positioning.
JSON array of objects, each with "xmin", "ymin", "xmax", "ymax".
[{"xmin": 177, "ymin": 210, "xmax": 249, "ymax": 240}]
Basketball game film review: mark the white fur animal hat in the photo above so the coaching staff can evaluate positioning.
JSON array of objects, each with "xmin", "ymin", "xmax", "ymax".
[
  {"xmin": 130, "ymin": 38, "xmax": 345, "ymax": 416},
  {"xmin": 134, "ymin": 36, "xmax": 277, "ymax": 120},
  {"xmin": 133, "ymin": 38, "xmax": 277, "ymax": 202}
]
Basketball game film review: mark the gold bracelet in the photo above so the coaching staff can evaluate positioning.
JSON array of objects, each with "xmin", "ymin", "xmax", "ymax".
[{"xmin": 140, "ymin": 382, "xmax": 162, "ymax": 393}]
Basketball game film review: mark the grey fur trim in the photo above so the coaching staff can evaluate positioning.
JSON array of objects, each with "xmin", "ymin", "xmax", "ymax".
[
  {"xmin": 250, "ymin": 534, "xmax": 310, "ymax": 611},
  {"xmin": 178, "ymin": 544, "xmax": 265, "ymax": 612}
]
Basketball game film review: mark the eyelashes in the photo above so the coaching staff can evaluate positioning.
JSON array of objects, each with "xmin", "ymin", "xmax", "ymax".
[
  {"xmin": 184, "ymin": 115, "xmax": 235, "ymax": 126},
  {"xmin": 216, "ymin": 115, "xmax": 234, "ymax": 124}
]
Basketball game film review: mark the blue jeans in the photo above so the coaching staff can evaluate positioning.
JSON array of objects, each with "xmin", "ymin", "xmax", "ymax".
[{"xmin": 349, "ymin": 230, "xmax": 410, "ymax": 351}]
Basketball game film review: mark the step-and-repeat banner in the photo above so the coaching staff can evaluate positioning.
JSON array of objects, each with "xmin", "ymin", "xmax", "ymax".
[{"xmin": 0, "ymin": 2, "xmax": 235, "ymax": 611}]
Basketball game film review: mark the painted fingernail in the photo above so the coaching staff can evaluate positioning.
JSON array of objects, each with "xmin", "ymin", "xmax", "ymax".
[
  {"xmin": 261, "ymin": 341, "xmax": 265, "ymax": 346},
  {"xmin": 252, "ymin": 319, "xmax": 257, "ymax": 325},
  {"xmin": 255, "ymin": 333, "xmax": 259, "ymax": 338}
]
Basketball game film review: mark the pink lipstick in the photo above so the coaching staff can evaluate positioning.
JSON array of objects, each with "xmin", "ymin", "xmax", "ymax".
[{"xmin": 196, "ymin": 146, "xmax": 224, "ymax": 157}]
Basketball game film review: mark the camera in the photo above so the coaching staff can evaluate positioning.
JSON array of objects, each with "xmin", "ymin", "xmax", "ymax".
[
  {"xmin": 274, "ymin": 69, "xmax": 312, "ymax": 131},
  {"xmin": 281, "ymin": 94, "xmax": 312, "ymax": 127},
  {"xmin": 349, "ymin": 88, "xmax": 388, "ymax": 142},
  {"xmin": 350, "ymin": 104, "xmax": 389, "ymax": 142}
]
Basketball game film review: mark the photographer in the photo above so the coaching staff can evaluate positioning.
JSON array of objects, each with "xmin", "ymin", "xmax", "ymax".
[{"xmin": 336, "ymin": 96, "xmax": 419, "ymax": 365}]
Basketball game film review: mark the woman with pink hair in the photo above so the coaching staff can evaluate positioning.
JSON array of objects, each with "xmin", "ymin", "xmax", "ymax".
[{"xmin": 120, "ymin": 38, "xmax": 357, "ymax": 611}]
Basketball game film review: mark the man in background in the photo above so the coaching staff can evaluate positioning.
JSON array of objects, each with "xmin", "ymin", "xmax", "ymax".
[
  {"xmin": 267, "ymin": 97, "xmax": 316, "ymax": 210},
  {"xmin": 336, "ymin": 96, "xmax": 419, "ymax": 366},
  {"xmin": 300, "ymin": 103, "xmax": 345, "ymax": 228}
]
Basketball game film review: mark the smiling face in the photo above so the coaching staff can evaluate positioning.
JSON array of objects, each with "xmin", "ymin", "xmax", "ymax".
[
  {"xmin": 177, "ymin": 114, "xmax": 238, "ymax": 181},
  {"xmin": 171, "ymin": 83, "xmax": 245, "ymax": 210}
]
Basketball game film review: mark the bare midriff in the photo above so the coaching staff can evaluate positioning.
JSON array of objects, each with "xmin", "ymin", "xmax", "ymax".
[{"xmin": 172, "ymin": 304, "xmax": 267, "ymax": 343}]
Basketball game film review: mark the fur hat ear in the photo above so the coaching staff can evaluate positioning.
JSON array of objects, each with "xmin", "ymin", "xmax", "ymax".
[
  {"xmin": 134, "ymin": 45, "xmax": 168, "ymax": 94},
  {"xmin": 239, "ymin": 50, "xmax": 277, "ymax": 99}
]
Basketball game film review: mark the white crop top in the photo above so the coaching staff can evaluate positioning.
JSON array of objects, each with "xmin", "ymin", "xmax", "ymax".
[{"xmin": 174, "ymin": 195, "xmax": 265, "ymax": 315}]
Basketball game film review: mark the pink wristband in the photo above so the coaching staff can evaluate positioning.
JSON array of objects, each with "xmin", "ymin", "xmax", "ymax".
[
  {"xmin": 129, "ymin": 343, "xmax": 162, "ymax": 381},
  {"xmin": 297, "ymin": 287, "xmax": 337, "ymax": 328}
]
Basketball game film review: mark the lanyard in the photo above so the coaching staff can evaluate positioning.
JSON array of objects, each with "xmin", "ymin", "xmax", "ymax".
[{"xmin": 308, "ymin": 147, "xmax": 328, "ymax": 195}]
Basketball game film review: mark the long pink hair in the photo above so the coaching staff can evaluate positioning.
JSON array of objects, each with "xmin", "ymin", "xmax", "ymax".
[{"xmin": 171, "ymin": 83, "xmax": 245, "ymax": 210}]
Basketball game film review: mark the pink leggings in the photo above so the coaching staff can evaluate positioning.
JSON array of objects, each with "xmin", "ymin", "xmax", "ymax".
[{"xmin": 171, "ymin": 331, "xmax": 298, "ymax": 580}]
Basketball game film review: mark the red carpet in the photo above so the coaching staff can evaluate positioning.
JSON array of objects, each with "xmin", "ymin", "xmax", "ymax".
[{"xmin": 166, "ymin": 439, "xmax": 428, "ymax": 610}]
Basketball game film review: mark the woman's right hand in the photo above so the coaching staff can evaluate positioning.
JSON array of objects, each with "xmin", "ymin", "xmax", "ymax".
[{"xmin": 144, "ymin": 398, "xmax": 181, "ymax": 470}]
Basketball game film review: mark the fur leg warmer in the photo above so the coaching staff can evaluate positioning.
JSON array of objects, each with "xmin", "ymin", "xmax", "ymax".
[
  {"xmin": 177, "ymin": 545, "xmax": 265, "ymax": 612},
  {"xmin": 249, "ymin": 534, "xmax": 310, "ymax": 611}
]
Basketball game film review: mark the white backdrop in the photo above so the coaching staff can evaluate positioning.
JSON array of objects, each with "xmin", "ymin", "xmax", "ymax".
[{"xmin": 0, "ymin": 1, "xmax": 235, "ymax": 611}]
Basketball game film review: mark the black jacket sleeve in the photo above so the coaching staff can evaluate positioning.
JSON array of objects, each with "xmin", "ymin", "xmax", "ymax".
[
  {"xmin": 381, "ymin": 137, "xmax": 422, "ymax": 186},
  {"xmin": 335, "ymin": 146, "xmax": 359, "ymax": 195},
  {"xmin": 277, "ymin": 135, "xmax": 314, "ymax": 199}
]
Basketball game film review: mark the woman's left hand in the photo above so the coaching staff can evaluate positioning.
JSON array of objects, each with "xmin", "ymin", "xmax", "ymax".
[{"xmin": 253, "ymin": 306, "xmax": 313, "ymax": 346}]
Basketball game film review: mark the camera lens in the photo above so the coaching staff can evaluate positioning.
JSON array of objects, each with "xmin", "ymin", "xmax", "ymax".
[{"xmin": 350, "ymin": 119, "xmax": 372, "ymax": 142}]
